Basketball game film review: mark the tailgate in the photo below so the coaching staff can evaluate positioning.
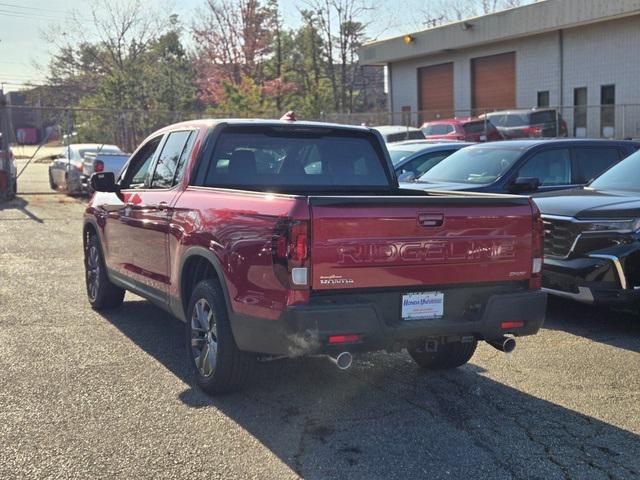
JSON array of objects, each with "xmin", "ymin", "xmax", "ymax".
[{"xmin": 309, "ymin": 196, "xmax": 535, "ymax": 291}]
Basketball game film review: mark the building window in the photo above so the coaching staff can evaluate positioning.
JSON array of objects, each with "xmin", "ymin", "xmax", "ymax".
[
  {"xmin": 574, "ymin": 87, "xmax": 587, "ymax": 138},
  {"xmin": 601, "ymin": 85, "xmax": 615, "ymax": 138},
  {"xmin": 537, "ymin": 91, "xmax": 550, "ymax": 108}
]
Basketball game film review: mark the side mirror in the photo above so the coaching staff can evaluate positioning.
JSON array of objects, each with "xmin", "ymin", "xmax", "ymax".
[
  {"xmin": 90, "ymin": 172, "xmax": 118, "ymax": 193},
  {"xmin": 509, "ymin": 177, "xmax": 540, "ymax": 194},
  {"xmin": 398, "ymin": 171, "xmax": 416, "ymax": 182}
]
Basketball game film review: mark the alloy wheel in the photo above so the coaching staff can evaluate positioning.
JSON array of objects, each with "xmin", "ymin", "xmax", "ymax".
[
  {"xmin": 86, "ymin": 244, "xmax": 100, "ymax": 301},
  {"xmin": 191, "ymin": 298, "xmax": 218, "ymax": 377}
]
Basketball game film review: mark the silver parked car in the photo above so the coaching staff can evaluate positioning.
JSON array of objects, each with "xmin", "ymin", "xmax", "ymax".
[{"xmin": 48, "ymin": 143, "xmax": 124, "ymax": 194}]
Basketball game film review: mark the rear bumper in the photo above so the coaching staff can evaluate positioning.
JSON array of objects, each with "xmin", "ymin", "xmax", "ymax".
[
  {"xmin": 231, "ymin": 288, "xmax": 547, "ymax": 356},
  {"xmin": 66, "ymin": 171, "xmax": 84, "ymax": 194},
  {"xmin": 542, "ymin": 252, "xmax": 640, "ymax": 306}
]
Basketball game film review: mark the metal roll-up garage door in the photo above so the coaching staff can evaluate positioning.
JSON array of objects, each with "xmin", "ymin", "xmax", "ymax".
[
  {"xmin": 471, "ymin": 52, "xmax": 516, "ymax": 115},
  {"xmin": 418, "ymin": 62, "xmax": 454, "ymax": 123}
]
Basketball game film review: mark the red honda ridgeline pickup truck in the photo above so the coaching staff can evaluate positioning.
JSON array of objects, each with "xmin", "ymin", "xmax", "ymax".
[{"xmin": 84, "ymin": 118, "xmax": 547, "ymax": 394}]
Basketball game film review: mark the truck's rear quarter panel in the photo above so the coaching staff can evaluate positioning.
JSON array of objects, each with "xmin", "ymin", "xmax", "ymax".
[{"xmin": 170, "ymin": 187, "xmax": 307, "ymax": 320}]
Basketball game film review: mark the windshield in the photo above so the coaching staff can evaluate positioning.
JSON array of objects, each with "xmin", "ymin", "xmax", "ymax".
[
  {"xmin": 590, "ymin": 151, "xmax": 640, "ymax": 192},
  {"xmin": 388, "ymin": 150, "xmax": 413, "ymax": 165},
  {"xmin": 418, "ymin": 146, "xmax": 523, "ymax": 184}
]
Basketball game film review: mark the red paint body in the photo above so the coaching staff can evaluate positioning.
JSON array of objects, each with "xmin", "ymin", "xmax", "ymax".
[{"xmin": 84, "ymin": 119, "xmax": 545, "ymax": 356}]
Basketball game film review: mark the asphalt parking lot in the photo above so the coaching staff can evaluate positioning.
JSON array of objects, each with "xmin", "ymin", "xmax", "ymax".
[{"xmin": 1, "ymin": 161, "xmax": 639, "ymax": 480}]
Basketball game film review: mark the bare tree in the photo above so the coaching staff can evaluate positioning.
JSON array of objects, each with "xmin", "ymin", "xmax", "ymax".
[
  {"xmin": 422, "ymin": 0, "xmax": 531, "ymax": 26},
  {"xmin": 302, "ymin": 0, "xmax": 372, "ymax": 113}
]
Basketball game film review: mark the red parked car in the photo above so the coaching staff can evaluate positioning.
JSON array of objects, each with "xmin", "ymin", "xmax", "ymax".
[
  {"xmin": 84, "ymin": 117, "xmax": 546, "ymax": 394},
  {"xmin": 421, "ymin": 117, "xmax": 502, "ymax": 142},
  {"xmin": 481, "ymin": 109, "xmax": 569, "ymax": 139}
]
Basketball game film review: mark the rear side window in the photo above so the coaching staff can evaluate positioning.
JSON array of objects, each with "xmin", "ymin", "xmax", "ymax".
[
  {"xmin": 200, "ymin": 128, "xmax": 390, "ymax": 192},
  {"xmin": 151, "ymin": 130, "xmax": 193, "ymax": 189},
  {"xmin": 423, "ymin": 124, "xmax": 453, "ymax": 135},
  {"xmin": 573, "ymin": 147, "xmax": 620, "ymax": 183},
  {"xmin": 517, "ymin": 148, "xmax": 571, "ymax": 186},
  {"xmin": 462, "ymin": 121, "xmax": 488, "ymax": 134}
]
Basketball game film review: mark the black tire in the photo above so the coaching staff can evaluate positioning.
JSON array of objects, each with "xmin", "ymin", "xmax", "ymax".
[
  {"xmin": 186, "ymin": 280, "xmax": 255, "ymax": 394},
  {"xmin": 7, "ymin": 176, "xmax": 16, "ymax": 200},
  {"xmin": 49, "ymin": 170, "xmax": 58, "ymax": 190},
  {"xmin": 84, "ymin": 232, "xmax": 125, "ymax": 310},
  {"xmin": 408, "ymin": 340, "xmax": 478, "ymax": 370}
]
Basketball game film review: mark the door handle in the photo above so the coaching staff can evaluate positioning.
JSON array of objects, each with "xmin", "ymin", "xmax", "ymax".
[{"xmin": 418, "ymin": 213, "xmax": 444, "ymax": 227}]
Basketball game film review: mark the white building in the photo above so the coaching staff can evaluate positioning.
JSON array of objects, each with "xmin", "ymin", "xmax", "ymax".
[{"xmin": 359, "ymin": 0, "xmax": 640, "ymax": 138}]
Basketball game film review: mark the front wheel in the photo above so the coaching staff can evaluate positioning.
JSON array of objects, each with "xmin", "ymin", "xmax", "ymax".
[
  {"xmin": 7, "ymin": 176, "xmax": 16, "ymax": 199},
  {"xmin": 84, "ymin": 233, "xmax": 125, "ymax": 309},
  {"xmin": 186, "ymin": 280, "xmax": 255, "ymax": 394},
  {"xmin": 49, "ymin": 170, "xmax": 57, "ymax": 190},
  {"xmin": 408, "ymin": 340, "xmax": 478, "ymax": 370}
]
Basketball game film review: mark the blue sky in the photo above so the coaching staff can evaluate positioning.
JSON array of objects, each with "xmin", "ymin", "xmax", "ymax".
[{"xmin": 0, "ymin": 0, "xmax": 423, "ymax": 92}]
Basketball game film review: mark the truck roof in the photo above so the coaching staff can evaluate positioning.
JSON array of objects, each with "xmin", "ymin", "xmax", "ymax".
[{"xmin": 154, "ymin": 118, "xmax": 373, "ymax": 135}]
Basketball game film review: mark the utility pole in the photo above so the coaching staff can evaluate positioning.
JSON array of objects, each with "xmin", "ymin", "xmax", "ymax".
[{"xmin": 0, "ymin": 88, "xmax": 13, "ymax": 199}]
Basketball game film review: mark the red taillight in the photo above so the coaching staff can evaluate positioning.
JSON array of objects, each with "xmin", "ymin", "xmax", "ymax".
[
  {"xmin": 530, "ymin": 201, "xmax": 544, "ymax": 290},
  {"xmin": 328, "ymin": 334, "xmax": 361, "ymax": 344},
  {"xmin": 94, "ymin": 160, "xmax": 104, "ymax": 173},
  {"xmin": 273, "ymin": 220, "xmax": 311, "ymax": 298},
  {"xmin": 560, "ymin": 120, "xmax": 568, "ymax": 136},
  {"xmin": 527, "ymin": 126, "xmax": 543, "ymax": 137},
  {"xmin": 501, "ymin": 321, "xmax": 524, "ymax": 330},
  {"xmin": 290, "ymin": 224, "xmax": 308, "ymax": 264}
]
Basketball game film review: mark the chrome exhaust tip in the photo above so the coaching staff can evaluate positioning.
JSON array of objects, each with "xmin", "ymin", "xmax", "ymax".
[
  {"xmin": 487, "ymin": 336, "xmax": 516, "ymax": 353},
  {"xmin": 329, "ymin": 352, "xmax": 353, "ymax": 370}
]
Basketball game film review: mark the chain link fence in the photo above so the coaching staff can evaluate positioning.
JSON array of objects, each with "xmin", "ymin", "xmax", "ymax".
[{"xmin": 3, "ymin": 104, "xmax": 640, "ymax": 155}]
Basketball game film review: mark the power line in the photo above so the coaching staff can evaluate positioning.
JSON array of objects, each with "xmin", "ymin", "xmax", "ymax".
[
  {"xmin": 0, "ymin": 9, "xmax": 73, "ymax": 21},
  {"xmin": 0, "ymin": 1, "xmax": 69, "ymax": 14}
]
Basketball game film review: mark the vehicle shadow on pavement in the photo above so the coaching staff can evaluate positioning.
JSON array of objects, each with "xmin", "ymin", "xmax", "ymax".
[
  {"xmin": 99, "ymin": 298, "xmax": 640, "ymax": 480},
  {"xmin": 545, "ymin": 297, "xmax": 640, "ymax": 354},
  {"xmin": 0, "ymin": 196, "xmax": 44, "ymax": 223}
]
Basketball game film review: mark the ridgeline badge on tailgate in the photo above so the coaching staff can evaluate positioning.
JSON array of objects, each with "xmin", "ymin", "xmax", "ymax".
[
  {"xmin": 319, "ymin": 274, "xmax": 355, "ymax": 286},
  {"xmin": 337, "ymin": 239, "xmax": 516, "ymax": 265}
]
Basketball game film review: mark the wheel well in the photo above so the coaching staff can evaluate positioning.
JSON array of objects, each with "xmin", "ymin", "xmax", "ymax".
[
  {"xmin": 83, "ymin": 223, "xmax": 97, "ymax": 249},
  {"xmin": 181, "ymin": 255, "xmax": 219, "ymax": 314}
]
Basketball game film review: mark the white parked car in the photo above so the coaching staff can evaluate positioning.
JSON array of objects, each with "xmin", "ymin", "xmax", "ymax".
[{"xmin": 49, "ymin": 143, "xmax": 126, "ymax": 195}]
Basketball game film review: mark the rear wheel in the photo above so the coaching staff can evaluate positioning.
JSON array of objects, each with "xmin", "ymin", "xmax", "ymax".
[
  {"xmin": 84, "ymin": 232, "xmax": 125, "ymax": 309},
  {"xmin": 186, "ymin": 280, "xmax": 255, "ymax": 394},
  {"xmin": 408, "ymin": 340, "xmax": 478, "ymax": 370}
]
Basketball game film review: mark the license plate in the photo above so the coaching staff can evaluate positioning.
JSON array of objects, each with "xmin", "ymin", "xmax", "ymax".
[
  {"xmin": 401, "ymin": 292, "xmax": 444, "ymax": 321},
  {"xmin": 480, "ymin": 134, "xmax": 488, "ymax": 142}
]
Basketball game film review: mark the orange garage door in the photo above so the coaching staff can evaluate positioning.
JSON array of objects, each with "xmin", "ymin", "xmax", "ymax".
[
  {"xmin": 472, "ymin": 52, "xmax": 516, "ymax": 115},
  {"xmin": 418, "ymin": 62, "xmax": 454, "ymax": 123}
]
